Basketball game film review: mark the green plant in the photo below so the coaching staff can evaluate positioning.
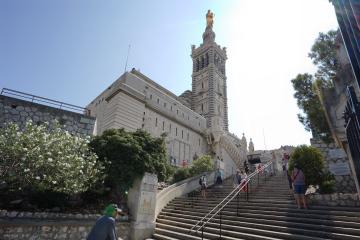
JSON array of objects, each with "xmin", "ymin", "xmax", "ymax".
[
  {"xmin": 189, "ymin": 155, "xmax": 214, "ymax": 176},
  {"xmin": 289, "ymin": 145, "xmax": 324, "ymax": 187},
  {"xmin": 0, "ymin": 120, "xmax": 103, "ymax": 194},
  {"xmin": 89, "ymin": 128, "xmax": 171, "ymax": 199},
  {"xmin": 173, "ymin": 168, "xmax": 191, "ymax": 183},
  {"xmin": 319, "ymin": 180, "xmax": 335, "ymax": 194}
]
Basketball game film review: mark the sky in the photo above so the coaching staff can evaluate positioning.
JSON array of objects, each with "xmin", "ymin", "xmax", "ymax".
[{"xmin": 0, "ymin": 0, "xmax": 339, "ymax": 150}]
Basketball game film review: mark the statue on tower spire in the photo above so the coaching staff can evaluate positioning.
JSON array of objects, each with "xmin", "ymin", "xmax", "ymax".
[
  {"xmin": 203, "ymin": 10, "xmax": 216, "ymax": 44},
  {"xmin": 206, "ymin": 10, "xmax": 214, "ymax": 29}
]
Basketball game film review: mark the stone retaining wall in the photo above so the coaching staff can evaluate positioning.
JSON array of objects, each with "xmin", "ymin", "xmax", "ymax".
[
  {"xmin": 0, "ymin": 95, "xmax": 95, "ymax": 136},
  {"xmin": 0, "ymin": 210, "xmax": 130, "ymax": 240},
  {"xmin": 310, "ymin": 139, "xmax": 356, "ymax": 193},
  {"xmin": 307, "ymin": 193, "xmax": 360, "ymax": 207}
]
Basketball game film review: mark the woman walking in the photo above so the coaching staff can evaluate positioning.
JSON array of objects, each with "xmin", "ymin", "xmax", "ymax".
[{"xmin": 292, "ymin": 164, "xmax": 307, "ymax": 209}]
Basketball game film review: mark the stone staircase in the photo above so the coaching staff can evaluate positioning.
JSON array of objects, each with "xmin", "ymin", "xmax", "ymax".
[{"xmin": 153, "ymin": 173, "xmax": 360, "ymax": 240}]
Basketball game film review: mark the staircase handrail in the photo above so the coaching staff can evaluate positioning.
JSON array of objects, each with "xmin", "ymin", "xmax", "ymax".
[{"xmin": 189, "ymin": 161, "xmax": 273, "ymax": 234}]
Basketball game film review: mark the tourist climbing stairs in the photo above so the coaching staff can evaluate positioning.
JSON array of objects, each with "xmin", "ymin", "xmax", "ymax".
[{"xmin": 153, "ymin": 164, "xmax": 360, "ymax": 240}]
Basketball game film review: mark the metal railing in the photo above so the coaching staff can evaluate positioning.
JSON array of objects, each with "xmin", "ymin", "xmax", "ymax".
[
  {"xmin": 1, "ymin": 88, "xmax": 90, "ymax": 115},
  {"xmin": 189, "ymin": 161, "xmax": 273, "ymax": 239}
]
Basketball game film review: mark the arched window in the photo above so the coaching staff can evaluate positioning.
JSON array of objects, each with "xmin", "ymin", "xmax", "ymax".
[
  {"xmin": 206, "ymin": 53, "xmax": 209, "ymax": 66},
  {"xmin": 201, "ymin": 56, "xmax": 205, "ymax": 69},
  {"xmin": 196, "ymin": 59, "xmax": 200, "ymax": 72}
]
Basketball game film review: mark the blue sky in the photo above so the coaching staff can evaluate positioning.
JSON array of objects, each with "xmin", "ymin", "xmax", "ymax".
[{"xmin": 0, "ymin": 0, "xmax": 338, "ymax": 149}]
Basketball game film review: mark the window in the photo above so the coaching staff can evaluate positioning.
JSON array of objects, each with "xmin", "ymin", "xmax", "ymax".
[
  {"xmin": 162, "ymin": 121, "xmax": 165, "ymax": 131},
  {"xmin": 150, "ymin": 94, "xmax": 152, "ymax": 100},
  {"xmin": 171, "ymin": 106, "xmax": 173, "ymax": 111},
  {"xmin": 177, "ymin": 109, "xmax": 179, "ymax": 115},
  {"xmin": 157, "ymin": 98, "xmax": 159, "ymax": 104},
  {"xmin": 176, "ymin": 128, "xmax": 178, "ymax": 136},
  {"xmin": 155, "ymin": 118, "xmax": 158, "ymax": 127},
  {"xmin": 169, "ymin": 124, "xmax": 172, "ymax": 132},
  {"xmin": 164, "ymin": 102, "xmax": 167, "ymax": 108},
  {"xmin": 202, "ymin": 82, "xmax": 204, "ymax": 89},
  {"xmin": 182, "ymin": 130, "xmax": 183, "ymax": 139},
  {"xmin": 182, "ymin": 113, "xmax": 184, "ymax": 118},
  {"xmin": 201, "ymin": 104, "xmax": 204, "ymax": 112},
  {"xmin": 187, "ymin": 132, "xmax": 189, "ymax": 141}
]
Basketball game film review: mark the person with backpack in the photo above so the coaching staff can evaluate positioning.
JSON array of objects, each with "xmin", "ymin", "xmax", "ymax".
[
  {"xmin": 291, "ymin": 164, "xmax": 307, "ymax": 209},
  {"xmin": 199, "ymin": 175, "xmax": 207, "ymax": 198}
]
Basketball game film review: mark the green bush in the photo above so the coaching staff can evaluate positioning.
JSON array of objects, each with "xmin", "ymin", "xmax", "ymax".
[
  {"xmin": 89, "ymin": 129, "xmax": 171, "ymax": 199},
  {"xmin": 173, "ymin": 168, "xmax": 191, "ymax": 183},
  {"xmin": 319, "ymin": 180, "xmax": 335, "ymax": 194},
  {"xmin": 171, "ymin": 155, "xmax": 214, "ymax": 184},
  {"xmin": 289, "ymin": 145, "xmax": 324, "ymax": 187},
  {"xmin": 0, "ymin": 121, "xmax": 103, "ymax": 194},
  {"xmin": 190, "ymin": 155, "xmax": 214, "ymax": 176}
]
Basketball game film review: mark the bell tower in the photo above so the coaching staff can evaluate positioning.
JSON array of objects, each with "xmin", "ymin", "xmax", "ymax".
[{"xmin": 191, "ymin": 10, "xmax": 229, "ymax": 131}]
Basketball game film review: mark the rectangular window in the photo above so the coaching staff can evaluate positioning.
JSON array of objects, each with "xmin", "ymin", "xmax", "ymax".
[
  {"xmin": 182, "ymin": 130, "xmax": 183, "ymax": 139},
  {"xmin": 176, "ymin": 128, "xmax": 178, "ymax": 136},
  {"xmin": 171, "ymin": 106, "xmax": 173, "ymax": 111},
  {"xmin": 164, "ymin": 102, "xmax": 167, "ymax": 108},
  {"xmin": 177, "ymin": 110, "xmax": 179, "ymax": 115},
  {"xmin": 155, "ymin": 118, "xmax": 158, "ymax": 127},
  {"xmin": 169, "ymin": 124, "xmax": 172, "ymax": 132},
  {"xmin": 157, "ymin": 98, "xmax": 159, "ymax": 104},
  {"xmin": 150, "ymin": 94, "xmax": 152, "ymax": 100},
  {"xmin": 187, "ymin": 133, "xmax": 189, "ymax": 141},
  {"xmin": 162, "ymin": 121, "xmax": 165, "ymax": 131}
]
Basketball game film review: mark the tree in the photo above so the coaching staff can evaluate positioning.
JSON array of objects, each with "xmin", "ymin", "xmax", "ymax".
[
  {"xmin": 291, "ymin": 74, "xmax": 332, "ymax": 142},
  {"xmin": 288, "ymin": 145, "xmax": 325, "ymax": 187},
  {"xmin": 308, "ymin": 30, "xmax": 338, "ymax": 86},
  {"xmin": 0, "ymin": 121, "xmax": 103, "ymax": 194},
  {"xmin": 291, "ymin": 30, "xmax": 338, "ymax": 143},
  {"xmin": 190, "ymin": 155, "xmax": 214, "ymax": 176},
  {"xmin": 89, "ymin": 128, "xmax": 171, "ymax": 199}
]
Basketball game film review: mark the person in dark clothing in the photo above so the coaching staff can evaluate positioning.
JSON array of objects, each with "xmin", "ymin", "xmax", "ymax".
[
  {"xmin": 87, "ymin": 204, "xmax": 123, "ymax": 240},
  {"xmin": 243, "ymin": 161, "xmax": 249, "ymax": 174}
]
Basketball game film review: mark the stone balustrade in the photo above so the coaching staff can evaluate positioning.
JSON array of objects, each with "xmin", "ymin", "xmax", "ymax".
[{"xmin": 307, "ymin": 193, "xmax": 360, "ymax": 207}]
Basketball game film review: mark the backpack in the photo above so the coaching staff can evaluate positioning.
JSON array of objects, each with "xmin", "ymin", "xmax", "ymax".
[{"xmin": 199, "ymin": 178, "xmax": 203, "ymax": 186}]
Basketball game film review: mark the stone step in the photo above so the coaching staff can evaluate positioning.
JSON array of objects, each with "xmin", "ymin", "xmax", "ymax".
[
  {"xmin": 156, "ymin": 220, "xmax": 330, "ymax": 240},
  {"xmin": 161, "ymin": 208, "xmax": 360, "ymax": 229},
  {"xmin": 168, "ymin": 202, "xmax": 360, "ymax": 217},
  {"xmin": 157, "ymin": 213, "xmax": 360, "ymax": 239}
]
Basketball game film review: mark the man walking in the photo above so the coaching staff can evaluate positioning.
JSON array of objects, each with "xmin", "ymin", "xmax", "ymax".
[{"xmin": 87, "ymin": 204, "xmax": 123, "ymax": 240}]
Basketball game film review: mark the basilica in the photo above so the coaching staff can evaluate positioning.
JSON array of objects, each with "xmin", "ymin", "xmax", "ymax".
[{"xmin": 87, "ymin": 10, "xmax": 252, "ymax": 177}]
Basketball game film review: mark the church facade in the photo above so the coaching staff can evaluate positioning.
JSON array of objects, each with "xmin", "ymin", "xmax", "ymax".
[{"xmin": 87, "ymin": 11, "xmax": 249, "ymax": 177}]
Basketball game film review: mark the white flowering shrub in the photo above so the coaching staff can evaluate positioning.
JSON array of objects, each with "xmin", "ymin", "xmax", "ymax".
[{"xmin": 0, "ymin": 120, "xmax": 104, "ymax": 194}]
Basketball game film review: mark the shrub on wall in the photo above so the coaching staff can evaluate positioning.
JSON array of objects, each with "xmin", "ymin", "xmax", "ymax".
[
  {"xmin": 171, "ymin": 155, "xmax": 214, "ymax": 183},
  {"xmin": 173, "ymin": 168, "xmax": 191, "ymax": 183},
  {"xmin": 190, "ymin": 155, "xmax": 214, "ymax": 176},
  {"xmin": 0, "ymin": 120, "xmax": 104, "ymax": 195}
]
